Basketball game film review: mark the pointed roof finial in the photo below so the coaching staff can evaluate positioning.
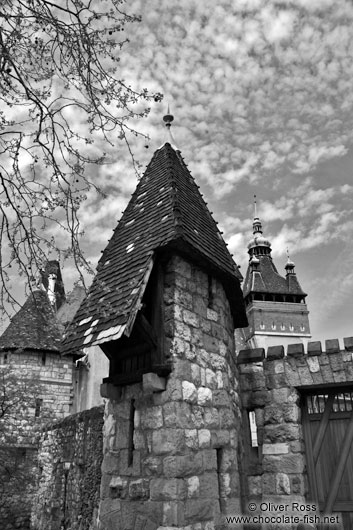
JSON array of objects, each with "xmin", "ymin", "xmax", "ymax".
[
  {"xmin": 162, "ymin": 105, "xmax": 178, "ymax": 149},
  {"xmin": 254, "ymin": 194, "xmax": 258, "ymax": 219},
  {"xmin": 285, "ymin": 247, "xmax": 295, "ymax": 272},
  {"xmin": 163, "ymin": 105, "xmax": 174, "ymax": 129}
]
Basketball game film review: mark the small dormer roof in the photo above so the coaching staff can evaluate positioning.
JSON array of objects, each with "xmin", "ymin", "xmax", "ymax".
[{"xmin": 62, "ymin": 142, "xmax": 247, "ymax": 354}]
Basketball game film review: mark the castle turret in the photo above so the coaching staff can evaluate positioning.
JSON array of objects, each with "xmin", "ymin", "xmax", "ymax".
[
  {"xmin": 62, "ymin": 114, "xmax": 247, "ymax": 528},
  {"xmin": 240, "ymin": 199, "xmax": 311, "ymax": 349}
]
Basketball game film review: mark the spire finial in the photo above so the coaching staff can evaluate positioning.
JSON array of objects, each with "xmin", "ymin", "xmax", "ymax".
[
  {"xmin": 163, "ymin": 105, "xmax": 174, "ymax": 129},
  {"xmin": 254, "ymin": 194, "xmax": 258, "ymax": 219},
  {"xmin": 161, "ymin": 105, "xmax": 178, "ymax": 149},
  {"xmin": 285, "ymin": 247, "xmax": 295, "ymax": 273}
]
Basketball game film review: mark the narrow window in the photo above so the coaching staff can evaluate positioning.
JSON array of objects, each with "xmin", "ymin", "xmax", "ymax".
[
  {"xmin": 128, "ymin": 399, "xmax": 135, "ymax": 467},
  {"xmin": 248, "ymin": 411, "xmax": 258, "ymax": 447},
  {"xmin": 35, "ymin": 398, "xmax": 43, "ymax": 417},
  {"xmin": 41, "ymin": 352, "xmax": 46, "ymax": 366},
  {"xmin": 216, "ymin": 448, "xmax": 225, "ymax": 509},
  {"xmin": 207, "ymin": 275, "xmax": 214, "ymax": 309},
  {"xmin": 3, "ymin": 353, "xmax": 8, "ymax": 364}
]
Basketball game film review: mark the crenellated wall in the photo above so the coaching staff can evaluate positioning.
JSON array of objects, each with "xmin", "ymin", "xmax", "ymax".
[{"xmin": 237, "ymin": 337, "xmax": 353, "ymax": 519}]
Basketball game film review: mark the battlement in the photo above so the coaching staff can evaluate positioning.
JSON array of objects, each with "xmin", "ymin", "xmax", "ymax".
[{"xmin": 238, "ymin": 336, "xmax": 353, "ymax": 364}]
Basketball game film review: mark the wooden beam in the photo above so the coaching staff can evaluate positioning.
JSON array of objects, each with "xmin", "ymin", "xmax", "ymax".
[{"xmin": 313, "ymin": 394, "xmax": 335, "ymax": 464}]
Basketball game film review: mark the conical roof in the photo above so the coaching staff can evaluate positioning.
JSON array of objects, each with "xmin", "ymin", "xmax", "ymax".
[
  {"xmin": 0, "ymin": 289, "xmax": 63, "ymax": 352},
  {"xmin": 62, "ymin": 143, "xmax": 247, "ymax": 354}
]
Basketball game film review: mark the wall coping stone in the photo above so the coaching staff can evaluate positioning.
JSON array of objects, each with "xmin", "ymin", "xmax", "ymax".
[
  {"xmin": 325, "ymin": 339, "xmax": 340, "ymax": 353},
  {"xmin": 307, "ymin": 341, "xmax": 322, "ymax": 356},
  {"xmin": 287, "ymin": 343, "xmax": 304, "ymax": 357},
  {"xmin": 237, "ymin": 348, "xmax": 265, "ymax": 364},
  {"xmin": 237, "ymin": 336, "xmax": 353, "ymax": 364},
  {"xmin": 266, "ymin": 346, "xmax": 284, "ymax": 360},
  {"xmin": 344, "ymin": 337, "xmax": 353, "ymax": 352}
]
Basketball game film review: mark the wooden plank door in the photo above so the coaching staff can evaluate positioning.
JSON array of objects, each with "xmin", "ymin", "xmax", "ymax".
[{"xmin": 302, "ymin": 389, "xmax": 353, "ymax": 530}]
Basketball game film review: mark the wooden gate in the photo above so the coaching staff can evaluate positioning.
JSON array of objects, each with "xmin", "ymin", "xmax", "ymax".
[{"xmin": 302, "ymin": 388, "xmax": 353, "ymax": 530}]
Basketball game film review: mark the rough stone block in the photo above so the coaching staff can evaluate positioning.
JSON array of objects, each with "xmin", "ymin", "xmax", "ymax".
[
  {"xmin": 183, "ymin": 309, "xmax": 199, "ymax": 328},
  {"xmin": 264, "ymin": 424, "xmax": 301, "ymax": 443},
  {"xmin": 205, "ymin": 368, "xmax": 217, "ymax": 388},
  {"xmin": 128, "ymin": 479, "xmax": 150, "ymax": 500},
  {"xmin": 185, "ymin": 429, "xmax": 198, "ymax": 449},
  {"xmin": 182, "ymin": 381, "xmax": 197, "ymax": 403},
  {"xmin": 143, "ymin": 373, "xmax": 166, "ymax": 393},
  {"xmin": 163, "ymin": 453, "xmax": 203, "ymax": 478},
  {"xmin": 276, "ymin": 473, "xmax": 291, "ymax": 495},
  {"xmin": 211, "ymin": 430, "xmax": 230, "ymax": 447},
  {"xmin": 325, "ymin": 338, "xmax": 340, "ymax": 353},
  {"xmin": 141, "ymin": 407, "xmax": 163, "ymax": 430},
  {"xmin": 267, "ymin": 346, "xmax": 284, "ymax": 360},
  {"xmin": 184, "ymin": 499, "xmax": 215, "ymax": 524},
  {"xmin": 287, "ymin": 343, "xmax": 304, "ymax": 357},
  {"xmin": 150, "ymin": 478, "xmax": 186, "ymax": 501},
  {"xmin": 263, "ymin": 454, "xmax": 305, "ymax": 474},
  {"xmin": 152, "ymin": 430, "xmax": 185, "ymax": 455},
  {"xmin": 262, "ymin": 443, "xmax": 289, "ymax": 455},
  {"xmin": 163, "ymin": 402, "xmax": 191, "ymax": 429},
  {"xmin": 186, "ymin": 476, "xmax": 200, "ymax": 498},
  {"xmin": 166, "ymin": 379, "xmax": 182, "ymax": 401},
  {"xmin": 207, "ymin": 308, "xmax": 219, "ymax": 321},
  {"xmin": 307, "ymin": 341, "xmax": 322, "ymax": 356},
  {"xmin": 344, "ymin": 336, "xmax": 353, "ymax": 352},
  {"xmin": 307, "ymin": 356, "xmax": 320, "ymax": 373},
  {"xmin": 100, "ymin": 383, "xmax": 122, "ymax": 400},
  {"xmin": 198, "ymin": 429, "xmax": 211, "ymax": 448},
  {"xmin": 203, "ymin": 408, "xmax": 220, "ymax": 428},
  {"xmin": 237, "ymin": 348, "xmax": 265, "ymax": 364},
  {"xmin": 197, "ymin": 387, "xmax": 213, "ymax": 406},
  {"xmin": 162, "ymin": 500, "xmax": 185, "ymax": 526}
]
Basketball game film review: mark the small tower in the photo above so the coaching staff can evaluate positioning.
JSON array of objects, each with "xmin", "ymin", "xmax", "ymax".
[
  {"xmin": 62, "ymin": 114, "xmax": 248, "ymax": 529},
  {"xmin": 240, "ymin": 199, "xmax": 311, "ymax": 349}
]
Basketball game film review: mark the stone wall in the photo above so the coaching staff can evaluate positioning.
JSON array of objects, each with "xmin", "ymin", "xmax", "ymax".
[
  {"xmin": 0, "ymin": 351, "xmax": 75, "ymax": 530},
  {"xmin": 238, "ymin": 337, "xmax": 353, "ymax": 514},
  {"xmin": 32, "ymin": 405, "xmax": 104, "ymax": 530},
  {"xmin": 98, "ymin": 254, "xmax": 243, "ymax": 530}
]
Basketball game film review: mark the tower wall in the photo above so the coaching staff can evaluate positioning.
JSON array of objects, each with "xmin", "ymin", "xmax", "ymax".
[
  {"xmin": 98, "ymin": 254, "xmax": 243, "ymax": 530},
  {"xmin": 243, "ymin": 300, "xmax": 311, "ymax": 349}
]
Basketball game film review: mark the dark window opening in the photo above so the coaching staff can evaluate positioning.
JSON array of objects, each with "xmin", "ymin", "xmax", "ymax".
[
  {"xmin": 3, "ymin": 353, "xmax": 8, "ymax": 364},
  {"xmin": 41, "ymin": 352, "xmax": 46, "ymax": 366},
  {"xmin": 35, "ymin": 398, "xmax": 43, "ymax": 417},
  {"xmin": 216, "ymin": 448, "xmax": 225, "ymax": 509},
  {"xmin": 207, "ymin": 275, "xmax": 214, "ymax": 309},
  {"xmin": 128, "ymin": 399, "xmax": 135, "ymax": 467}
]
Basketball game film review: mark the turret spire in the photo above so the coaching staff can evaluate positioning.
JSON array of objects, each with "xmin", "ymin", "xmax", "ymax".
[
  {"xmin": 162, "ymin": 106, "xmax": 178, "ymax": 149},
  {"xmin": 285, "ymin": 248, "xmax": 296, "ymax": 275},
  {"xmin": 248, "ymin": 196, "xmax": 271, "ymax": 257}
]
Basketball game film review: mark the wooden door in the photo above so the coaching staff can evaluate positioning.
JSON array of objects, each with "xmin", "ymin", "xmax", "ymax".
[{"xmin": 302, "ymin": 389, "xmax": 353, "ymax": 530}]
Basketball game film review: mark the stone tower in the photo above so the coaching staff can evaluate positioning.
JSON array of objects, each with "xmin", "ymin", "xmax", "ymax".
[
  {"xmin": 62, "ymin": 116, "xmax": 248, "ymax": 529},
  {"xmin": 239, "ymin": 204, "xmax": 311, "ymax": 349},
  {"xmin": 0, "ymin": 261, "xmax": 75, "ymax": 530}
]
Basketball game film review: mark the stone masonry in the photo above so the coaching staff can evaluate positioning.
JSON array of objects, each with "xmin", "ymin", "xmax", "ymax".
[
  {"xmin": 237, "ymin": 337, "xmax": 353, "ymax": 528},
  {"xmin": 98, "ymin": 255, "xmax": 243, "ymax": 530}
]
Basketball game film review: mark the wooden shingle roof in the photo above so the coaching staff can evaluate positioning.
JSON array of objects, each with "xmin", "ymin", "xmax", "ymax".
[
  {"xmin": 0, "ymin": 289, "xmax": 63, "ymax": 352},
  {"xmin": 243, "ymin": 255, "xmax": 307, "ymax": 298},
  {"xmin": 61, "ymin": 143, "xmax": 247, "ymax": 354}
]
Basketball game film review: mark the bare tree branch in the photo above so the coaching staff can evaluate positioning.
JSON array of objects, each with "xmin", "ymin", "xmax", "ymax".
[{"xmin": 0, "ymin": 0, "xmax": 162, "ymax": 316}]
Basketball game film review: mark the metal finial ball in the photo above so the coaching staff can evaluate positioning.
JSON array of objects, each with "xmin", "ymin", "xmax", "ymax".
[{"xmin": 163, "ymin": 114, "xmax": 174, "ymax": 126}]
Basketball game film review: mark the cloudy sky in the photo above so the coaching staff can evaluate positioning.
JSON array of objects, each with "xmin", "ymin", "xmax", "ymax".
[
  {"xmin": 74, "ymin": 0, "xmax": 353, "ymax": 345},
  {"xmin": 8, "ymin": 0, "xmax": 353, "ymax": 345}
]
